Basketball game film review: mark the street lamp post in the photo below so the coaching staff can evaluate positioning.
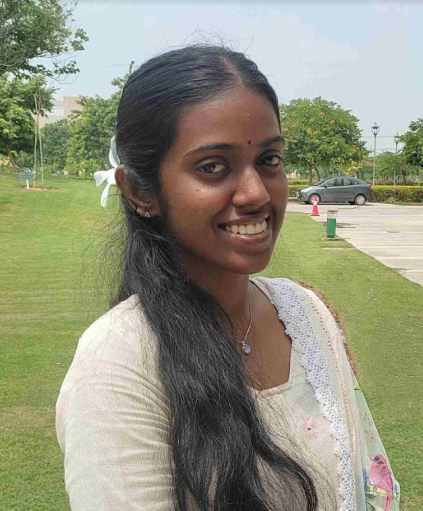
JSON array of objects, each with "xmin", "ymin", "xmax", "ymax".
[
  {"xmin": 394, "ymin": 133, "xmax": 401, "ymax": 186},
  {"xmin": 371, "ymin": 122, "xmax": 380, "ymax": 187}
]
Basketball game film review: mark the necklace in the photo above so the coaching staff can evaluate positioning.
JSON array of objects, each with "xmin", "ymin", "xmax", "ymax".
[{"xmin": 236, "ymin": 288, "xmax": 253, "ymax": 355}]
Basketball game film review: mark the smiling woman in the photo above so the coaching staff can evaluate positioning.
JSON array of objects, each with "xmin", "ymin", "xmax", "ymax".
[{"xmin": 55, "ymin": 45, "xmax": 400, "ymax": 511}]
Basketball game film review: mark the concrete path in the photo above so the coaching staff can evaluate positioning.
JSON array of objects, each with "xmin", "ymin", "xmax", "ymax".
[{"xmin": 287, "ymin": 201, "xmax": 423, "ymax": 287}]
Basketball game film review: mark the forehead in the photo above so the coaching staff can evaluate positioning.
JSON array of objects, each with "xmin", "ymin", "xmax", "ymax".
[{"xmin": 172, "ymin": 88, "xmax": 280, "ymax": 153}]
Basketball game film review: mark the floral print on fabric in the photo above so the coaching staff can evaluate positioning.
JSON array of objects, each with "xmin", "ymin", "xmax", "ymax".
[
  {"xmin": 355, "ymin": 382, "xmax": 400, "ymax": 511},
  {"xmin": 303, "ymin": 415, "xmax": 319, "ymax": 439}
]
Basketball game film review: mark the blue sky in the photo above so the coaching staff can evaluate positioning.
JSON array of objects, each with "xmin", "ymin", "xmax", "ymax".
[{"xmin": 55, "ymin": 1, "xmax": 423, "ymax": 153}]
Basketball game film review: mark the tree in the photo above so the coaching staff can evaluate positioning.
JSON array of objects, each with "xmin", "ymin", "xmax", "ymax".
[
  {"xmin": 66, "ymin": 76, "xmax": 126, "ymax": 175},
  {"xmin": 0, "ymin": 0, "xmax": 88, "ymax": 79},
  {"xmin": 65, "ymin": 95, "xmax": 119, "ymax": 175},
  {"xmin": 375, "ymin": 152, "xmax": 418, "ymax": 185},
  {"xmin": 401, "ymin": 119, "xmax": 423, "ymax": 173},
  {"xmin": 0, "ymin": 73, "xmax": 54, "ymax": 169},
  {"xmin": 40, "ymin": 118, "xmax": 70, "ymax": 171},
  {"xmin": 280, "ymin": 97, "xmax": 367, "ymax": 184}
]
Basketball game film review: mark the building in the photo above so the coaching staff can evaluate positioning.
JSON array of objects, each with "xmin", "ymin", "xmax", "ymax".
[{"xmin": 37, "ymin": 96, "xmax": 83, "ymax": 128}]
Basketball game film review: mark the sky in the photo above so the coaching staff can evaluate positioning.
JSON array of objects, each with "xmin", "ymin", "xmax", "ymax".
[{"xmin": 54, "ymin": 0, "xmax": 423, "ymax": 153}]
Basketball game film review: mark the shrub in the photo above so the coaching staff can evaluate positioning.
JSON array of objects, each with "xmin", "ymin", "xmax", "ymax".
[
  {"xmin": 371, "ymin": 186, "xmax": 423, "ymax": 203},
  {"xmin": 288, "ymin": 184, "xmax": 305, "ymax": 198},
  {"xmin": 287, "ymin": 179, "xmax": 308, "ymax": 186},
  {"xmin": 64, "ymin": 159, "xmax": 99, "ymax": 178},
  {"xmin": 43, "ymin": 164, "xmax": 61, "ymax": 175}
]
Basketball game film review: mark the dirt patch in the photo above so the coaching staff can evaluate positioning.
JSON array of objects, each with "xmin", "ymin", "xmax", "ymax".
[{"xmin": 19, "ymin": 186, "xmax": 56, "ymax": 192}]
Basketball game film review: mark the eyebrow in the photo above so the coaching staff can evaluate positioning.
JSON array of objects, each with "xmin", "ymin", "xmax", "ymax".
[{"xmin": 183, "ymin": 135, "xmax": 285, "ymax": 158}]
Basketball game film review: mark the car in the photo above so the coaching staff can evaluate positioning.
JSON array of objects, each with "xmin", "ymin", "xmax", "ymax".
[{"xmin": 296, "ymin": 177, "xmax": 372, "ymax": 205}]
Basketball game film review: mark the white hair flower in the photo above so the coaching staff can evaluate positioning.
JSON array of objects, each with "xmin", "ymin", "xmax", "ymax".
[{"xmin": 93, "ymin": 136, "xmax": 119, "ymax": 207}]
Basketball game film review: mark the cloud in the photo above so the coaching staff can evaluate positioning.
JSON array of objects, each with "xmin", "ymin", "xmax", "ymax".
[
  {"xmin": 138, "ymin": 6, "xmax": 360, "ymax": 103},
  {"xmin": 370, "ymin": 2, "xmax": 410, "ymax": 18},
  {"xmin": 142, "ymin": 16, "xmax": 157, "ymax": 29}
]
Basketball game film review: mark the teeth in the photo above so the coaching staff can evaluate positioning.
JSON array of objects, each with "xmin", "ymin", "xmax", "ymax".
[{"xmin": 224, "ymin": 219, "xmax": 268, "ymax": 235}]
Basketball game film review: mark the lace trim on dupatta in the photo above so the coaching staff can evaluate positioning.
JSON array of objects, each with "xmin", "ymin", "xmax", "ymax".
[{"xmin": 255, "ymin": 277, "xmax": 356, "ymax": 511}]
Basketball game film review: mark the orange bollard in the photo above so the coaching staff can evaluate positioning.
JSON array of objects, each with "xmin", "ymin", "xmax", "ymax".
[{"xmin": 311, "ymin": 196, "xmax": 320, "ymax": 216}]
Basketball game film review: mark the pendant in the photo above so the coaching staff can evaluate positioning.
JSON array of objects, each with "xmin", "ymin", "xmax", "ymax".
[{"xmin": 241, "ymin": 342, "xmax": 251, "ymax": 354}]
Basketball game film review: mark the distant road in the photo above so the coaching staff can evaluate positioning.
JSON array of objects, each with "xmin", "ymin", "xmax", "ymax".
[{"xmin": 287, "ymin": 201, "xmax": 423, "ymax": 287}]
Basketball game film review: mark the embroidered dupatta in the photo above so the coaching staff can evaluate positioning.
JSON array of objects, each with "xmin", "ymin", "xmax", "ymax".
[{"xmin": 254, "ymin": 277, "xmax": 400, "ymax": 511}]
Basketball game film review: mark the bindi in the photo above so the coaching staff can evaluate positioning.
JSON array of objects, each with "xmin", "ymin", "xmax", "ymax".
[{"xmin": 247, "ymin": 140, "xmax": 251, "ymax": 145}]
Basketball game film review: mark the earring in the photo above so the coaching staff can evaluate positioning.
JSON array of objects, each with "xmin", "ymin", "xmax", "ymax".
[{"xmin": 142, "ymin": 210, "xmax": 151, "ymax": 218}]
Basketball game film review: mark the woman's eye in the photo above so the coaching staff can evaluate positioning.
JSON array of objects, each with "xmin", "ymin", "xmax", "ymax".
[
  {"xmin": 197, "ymin": 162, "xmax": 228, "ymax": 174},
  {"xmin": 259, "ymin": 155, "xmax": 282, "ymax": 167}
]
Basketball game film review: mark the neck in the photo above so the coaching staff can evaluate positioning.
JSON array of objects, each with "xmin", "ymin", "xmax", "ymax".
[{"xmin": 181, "ymin": 261, "xmax": 251, "ymax": 335}]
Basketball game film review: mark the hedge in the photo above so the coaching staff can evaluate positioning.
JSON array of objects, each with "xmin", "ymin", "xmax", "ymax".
[
  {"xmin": 287, "ymin": 179, "xmax": 308, "ymax": 186},
  {"xmin": 371, "ymin": 186, "xmax": 423, "ymax": 203},
  {"xmin": 288, "ymin": 185, "xmax": 304, "ymax": 198}
]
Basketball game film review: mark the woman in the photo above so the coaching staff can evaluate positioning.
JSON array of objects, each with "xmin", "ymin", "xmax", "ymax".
[{"xmin": 56, "ymin": 45, "xmax": 400, "ymax": 511}]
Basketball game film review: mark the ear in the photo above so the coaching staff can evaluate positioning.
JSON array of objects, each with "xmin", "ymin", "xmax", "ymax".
[{"xmin": 115, "ymin": 165, "xmax": 161, "ymax": 217}]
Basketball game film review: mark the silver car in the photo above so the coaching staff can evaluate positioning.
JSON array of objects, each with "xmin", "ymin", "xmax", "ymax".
[{"xmin": 296, "ymin": 177, "xmax": 372, "ymax": 205}]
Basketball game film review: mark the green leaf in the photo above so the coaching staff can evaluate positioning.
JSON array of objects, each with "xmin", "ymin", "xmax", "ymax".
[{"xmin": 0, "ymin": 0, "xmax": 88, "ymax": 79}]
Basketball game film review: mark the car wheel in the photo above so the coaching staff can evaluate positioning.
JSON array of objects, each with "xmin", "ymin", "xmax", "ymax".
[
  {"xmin": 355, "ymin": 194, "xmax": 366, "ymax": 205},
  {"xmin": 309, "ymin": 194, "xmax": 321, "ymax": 205}
]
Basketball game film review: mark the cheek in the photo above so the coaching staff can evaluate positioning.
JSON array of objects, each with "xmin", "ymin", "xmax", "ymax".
[
  {"xmin": 268, "ymin": 175, "xmax": 289, "ymax": 232},
  {"xmin": 164, "ymin": 182, "xmax": 225, "ymax": 234},
  {"xmin": 273, "ymin": 178, "xmax": 288, "ymax": 199},
  {"xmin": 268, "ymin": 173, "xmax": 289, "ymax": 206}
]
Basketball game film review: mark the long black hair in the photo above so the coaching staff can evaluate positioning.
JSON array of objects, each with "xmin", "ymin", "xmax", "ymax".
[{"xmin": 115, "ymin": 45, "xmax": 318, "ymax": 511}]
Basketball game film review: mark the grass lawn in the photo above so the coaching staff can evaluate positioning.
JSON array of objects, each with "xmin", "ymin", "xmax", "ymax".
[{"xmin": 1, "ymin": 171, "xmax": 422, "ymax": 510}]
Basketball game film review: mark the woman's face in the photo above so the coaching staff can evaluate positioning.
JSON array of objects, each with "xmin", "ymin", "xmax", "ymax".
[{"xmin": 158, "ymin": 87, "xmax": 288, "ymax": 277}]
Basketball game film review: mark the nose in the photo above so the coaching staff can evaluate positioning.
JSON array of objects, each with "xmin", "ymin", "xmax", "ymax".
[{"xmin": 232, "ymin": 166, "xmax": 271, "ymax": 209}]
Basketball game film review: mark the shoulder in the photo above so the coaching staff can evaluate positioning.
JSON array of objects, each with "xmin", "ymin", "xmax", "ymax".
[
  {"xmin": 253, "ymin": 276, "xmax": 311, "ymax": 295},
  {"xmin": 253, "ymin": 277, "xmax": 344, "ymax": 343},
  {"xmin": 57, "ymin": 294, "xmax": 165, "ymax": 415},
  {"xmin": 77, "ymin": 294, "xmax": 147, "ymax": 343},
  {"xmin": 254, "ymin": 277, "xmax": 333, "ymax": 312},
  {"xmin": 55, "ymin": 296, "xmax": 174, "ymax": 508},
  {"xmin": 252, "ymin": 277, "xmax": 324, "ymax": 307},
  {"xmin": 71, "ymin": 294, "xmax": 156, "ymax": 368}
]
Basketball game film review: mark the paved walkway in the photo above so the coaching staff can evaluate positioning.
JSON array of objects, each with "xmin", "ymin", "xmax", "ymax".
[{"xmin": 287, "ymin": 201, "xmax": 423, "ymax": 287}]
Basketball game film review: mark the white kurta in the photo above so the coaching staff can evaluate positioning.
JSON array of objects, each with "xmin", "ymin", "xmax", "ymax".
[{"xmin": 55, "ymin": 278, "xmax": 400, "ymax": 511}]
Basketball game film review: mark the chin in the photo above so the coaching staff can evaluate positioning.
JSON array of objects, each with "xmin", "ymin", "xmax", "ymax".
[{"xmin": 226, "ymin": 254, "xmax": 273, "ymax": 276}]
